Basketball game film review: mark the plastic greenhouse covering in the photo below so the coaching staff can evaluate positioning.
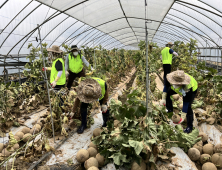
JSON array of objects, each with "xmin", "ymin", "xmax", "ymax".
[{"xmin": 0, "ymin": 0, "xmax": 222, "ymax": 75}]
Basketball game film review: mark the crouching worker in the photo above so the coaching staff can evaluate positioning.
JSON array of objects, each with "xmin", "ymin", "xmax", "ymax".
[
  {"xmin": 71, "ymin": 77, "xmax": 109, "ymax": 134},
  {"xmin": 42, "ymin": 45, "xmax": 66, "ymax": 105},
  {"xmin": 165, "ymin": 70, "xmax": 198, "ymax": 134}
]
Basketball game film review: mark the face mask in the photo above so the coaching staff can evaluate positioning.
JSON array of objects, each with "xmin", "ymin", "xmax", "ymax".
[{"xmin": 73, "ymin": 52, "xmax": 78, "ymax": 56}]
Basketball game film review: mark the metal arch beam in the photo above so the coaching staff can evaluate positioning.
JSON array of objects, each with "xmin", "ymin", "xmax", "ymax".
[
  {"xmin": 90, "ymin": 34, "xmax": 114, "ymax": 48},
  {"xmin": 36, "ymin": 16, "xmax": 70, "ymax": 47},
  {"xmin": 153, "ymin": 0, "xmax": 176, "ymax": 42},
  {"xmin": 80, "ymin": 31, "xmax": 104, "ymax": 47},
  {"xmin": 1, "ymin": 0, "xmax": 33, "ymax": 33},
  {"xmin": 152, "ymin": 39, "xmax": 168, "ymax": 46},
  {"xmin": 174, "ymin": 0, "xmax": 222, "ymax": 17},
  {"xmin": 198, "ymin": 0, "xmax": 222, "ymax": 15},
  {"xmin": 0, "ymin": 0, "xmax": 9, "ymax": 9},
  {"xmin": 171, "ymin": 8, "xmax": 222, "ymax": 39},
  {"xmin": 18, "ymin": 11, "xmax": 59, "ymax": 54},
  {"xmin": 88, "ymin": 34, "xmax": 108, "ymax": 47},
  {"xmin": 164, "ymin": 16, "xmax": 213, "ymax": 47},
  {"xmin": 153, "ymin": 37, "xmax": 173, "ymax": 44},
  {"xmin": 59, "ymin": 24, "xmax": 86, "ymax": 46},
  {"xmin": 158, "ymin": 27, "xmax": 190, "ymax": 44},
  {"xmin": 67, "ymin": 26, "xmax": 92, "ymax": 46},
  {"xmin": 103, "ymin": 37, "xmax": 120, "ymax": 48},
  {"xmin": 75, "ymin": 28, "xmax": 97, "ymax": 45},
  {"xmin": 158, "ymin": 23, "xmax": 205, "ymax": 47},
  {"xmin": 49, "ymin": 20, "xmax": 79, "ymax": 47},
  {"xmin": 7, "ymin": 0, "xmax": 93, "ymax": 55},
  {"xmin": 117, "ymin": 0, "xmax": 138, "ymax": 43},
  {"xmin": 154, "ymin": 30, "xmax": 179, "ymax": 42},
  {"xmin": 176, "ymin": 2, "xmax": 222, "ymax": 28},
  {"xmin": 78, "ymin": 30, "xmax": 102, "ymax": 47},
  {"xmin": 0, "ymin": 4, "xmax": 42, "ymax": 48},
  {"xmin": 166, "ymin": 15, "xmax": 217, "ymax": 47}
]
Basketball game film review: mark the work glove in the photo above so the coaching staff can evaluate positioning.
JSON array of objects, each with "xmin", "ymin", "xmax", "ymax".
[
  {"xmin": 69, "ymin": 112, "xmax": 75, "ymax": 119},
  {"xmin": 42, "ymin": 67, "xmax": 51, "ymax": 71},
  {"xmin": 160, "ymin": 100, "xmax": 166, "ymax": 106},
  {"xmin": 51, "ymin": 81, "xmax": 57, "ymax": 88},
  {"xmin": 65, "ymin": 71, "xmax": 69, "ymax": 77},
  {"xmin": 101, "ymin": 105, "xmax": 108, "ymax": 113},
  {"xmin": 160, "ymin": 92, "xmax": 167, "ymax": 106}
]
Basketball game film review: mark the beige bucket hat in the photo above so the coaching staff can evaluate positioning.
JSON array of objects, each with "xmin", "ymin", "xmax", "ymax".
[
  {"xmin": 168, "ymin": 42, "xmax": 174, "ymax": 45},
  {"xmin": 167, "ymin": 70, "xmax": 190, "ymax": 85},
  {"xmin": 47, "ymin": 45, "xmax": 63, "ymax": 53},
  {"xmin": 75, "ymin": 78, "xmax": 102, "ymax": 103}
]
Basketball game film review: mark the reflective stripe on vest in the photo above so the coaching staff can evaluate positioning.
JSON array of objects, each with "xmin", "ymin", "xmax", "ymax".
[
  {"xmin": 50, "ymin": 58, "xmax": 66, "ymax": 85},
  {"xmin": 171, "ymin": 73, "xmax": 198, "ymax": 95},
  {"xmin": 68, "ymin": 53, "xmax": 83, "ymax": 74},
  {"xmin": 161, "ymin": 47, "xmax": 173, "ymax": 65},
  {"xmin": 92, "ymin": 77, "xmax": 106, "ymax": 100}
]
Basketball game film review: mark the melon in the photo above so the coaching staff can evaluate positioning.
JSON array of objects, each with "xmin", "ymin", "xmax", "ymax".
[
  {"xmin": 200, "ymin": 154, "xmax": 211, "ymax": 164},
  {"xmin": 188, "ymin": 148, "xmax": 200, "ymax": 161},
  {"xmin": 13, "ymin": 144, "xmax": 19, "ymax": 150},
  {"xmin": 21, "ymin": 127, "xmax": 30, "ymax": 134},
  {"xmin": 172, "ymin": 114, "xmax": 181, "ymax": 123},
  {"xmin": 14, "ymin": 136, "xmax": 20, "ymax": 142},
  {"xmin": 84, "ymin": 157, "xmax": 99, "ymax": 170},
  {"xmin": 202, "ymin": 162, "xmax": 217, "ymax": 170},
  {"xmin": 88, "ymin": 167, "xmax": 99, "ymax": 170},
  {"xmin": 0, "ymin": 143, "xmax": 4, "ymax": 152},
  {"xmin": 76, "ymin": 149, "xmax": 89, "ymax": 163},
  {"xmin": 214, "ymin": 144, "xmax": 222, "ymax": 153},
  {"xmin": 15, "ymin": 131, "xmax": 24, "ymax": 139},
  {"xmin": 172, "ymin": 94, "xmax": 179, "ymax": 100},
  {"xmin": 193, "ymin": 140, "xmax": 203, "ymax": 154},
  {"xmin": 93, "ymin": 128, "xmax": 102, "ymax": 137},
  {"xmin": 2, "ymin": 148, "xmax": 14, "ymax": 157},
  {"xmin": 96, "ymin": 153, "xmax": 105, "ymax": 167},
  {"xmin": 199, "ymin": 132, "xmax": 208, "ymax": 142},
  {"xmin": 23, "ymin": 133, "xmax": 32, "ymax": 142},
  {"xmin": 131, "ymin": 161, "xmax": 146, "ymax": 170},
  {"xmin": 203, "ymin": 144, "xmax": 214, "ymax": 155},
  {"xmin": 87, "ymin": 147, "xmax": 98, "ymax": 158},
  {"xmin": 30, "ymin": 128, "xmax": 39, "ymax": 135},
  {"xmin": 211, "ymin": 153, "xmax": 222, "ymax": 168},
  {"xmin": 89, "ymin": 142, "xmax": 97, "ymax": 149},
  {"xmin": 33, "ymin": 124, "xmax": 41, "ymax": 131}
]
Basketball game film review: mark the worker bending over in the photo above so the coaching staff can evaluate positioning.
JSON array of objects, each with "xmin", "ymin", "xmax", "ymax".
[
  {"xmin": 72, "ymin": 77, "xmax": 109, "ymax": 134},
  {"xmin": 160, "ymin": 42, "xmax": 178, "ymax": 106},
  {"xmin": 166, "ymin": 70, "xmax": 198, "ymax": 133},
  {"xmin": 65, "ymin": 45, "xmax": 94, "ymax": 90}
]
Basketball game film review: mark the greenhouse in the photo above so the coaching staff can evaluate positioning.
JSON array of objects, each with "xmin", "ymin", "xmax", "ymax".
[{"xmin": 0, "ymin": 0, "xmax": 222, "ymax": 169}]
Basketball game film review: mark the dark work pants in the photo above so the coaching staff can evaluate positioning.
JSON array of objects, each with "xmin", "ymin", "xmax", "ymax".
[
  {"xmin": 80, "ymin": 98, "xmax": 109, "ymax": 126},
  {"xmin": 166, "ymin": 87, "xmax": 197, "ymax": 128},
  {"xmin": 67, "ymin": 69, "xmax": 86, "ymax": 90},
  {"xmin": 163, "ymin": 64, "xmax": 171, "ymax": 92}
]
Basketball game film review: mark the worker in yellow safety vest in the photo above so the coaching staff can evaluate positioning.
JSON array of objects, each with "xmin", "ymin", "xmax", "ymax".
[
  {"xmin": 166, "ymin": 70, "xmax": 198, "ymax": 133},
  {"xmin": 160, "ymin": 42, "xmax": 178, "ymax": 106},
  {"xmin": 42, "ymin": 45, "xmax": 66, "ymax": 90},
  {"xmin": 71, "ymin": 77, "xmax": 109, "ymax": 134},
  {"xmin": 65, "ymin": 45, "xmax": 94, "ymax": 90}
]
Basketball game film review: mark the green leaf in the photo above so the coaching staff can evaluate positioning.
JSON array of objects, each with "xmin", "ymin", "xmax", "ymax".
[
  {"xmin": 109, "ymin": 152, "xmax": 128, "ymax": 166},
  {"xmin": 129, "ymin": 140, "xmax": 144, "ymax": 155}
]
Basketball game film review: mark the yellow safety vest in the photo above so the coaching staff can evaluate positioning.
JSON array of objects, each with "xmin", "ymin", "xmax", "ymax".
[
  {"xmin": 50, "ymin": 58, "xmax": 66, "ymax": 85},
  {"xmin": 161, "ymin": 47, "xmax": 173, "ymax": 65},
  {"xmin": 69, "ymin": 53, "xmax": 83, "ymax": 74},
  {"xmin": 171, "ymin": 74, "xmax": 198, "ymax": 95},
  {"xmin": 92, "ymin": 77, "xmax": 106, "ymax": 100}
]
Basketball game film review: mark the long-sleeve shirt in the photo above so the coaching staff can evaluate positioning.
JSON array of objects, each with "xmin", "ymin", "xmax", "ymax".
[{"xmin": 65, "ymin": 54, "xmax": 92, "ymax": 71}]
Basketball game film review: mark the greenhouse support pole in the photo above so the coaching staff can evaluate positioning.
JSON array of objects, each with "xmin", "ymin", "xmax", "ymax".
[
  {"xmin": 37, "ymin": 24, "xmax": 55, "ymax": 143},
  {"xmin": 145, "ymin": 24, "xmax": 149, "ymax": 114},
  {"xmin": 18, "ymin": 57, "xmax": 21, "ymax": 84},
  {"xmin": 217, "ymin": 48, "xmax": 219, "ymax": 72},
  {"xmin": 205, "ymin": 40, "xmax": 207, "ymax": 66}
]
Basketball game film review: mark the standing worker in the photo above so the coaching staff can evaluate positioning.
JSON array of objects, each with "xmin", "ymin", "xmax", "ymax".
[
  {"xmin": 42, "ymin": 45, "xmax": 66, "ymax": 90},
  {"xmin": 71, "ymin": 77, "xmax": 109, "ymax": 134},
  {"xmin": 65, "ymin": 45, "xmax": 94, "ymax": 90},
  {"xmin": 166, "ymin": 70, "xmax": 198, "ymax": 133},
  {"xmin": 160, "ymin": 42, "xmax": 178, "ymax": 106}
]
